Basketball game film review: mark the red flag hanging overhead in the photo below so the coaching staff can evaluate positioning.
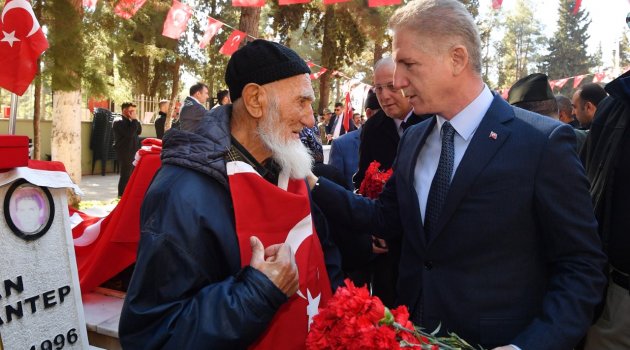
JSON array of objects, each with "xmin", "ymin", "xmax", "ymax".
[
  {"xmin": 114, "ymin": 0, "xmax": 146, "ymax": 19},
  {"xmin": 573, "ymin": 74, "xmax": 586, "ymax": 88},
  {"xmin": 199, "ymin": 17, "xmax": 223, "ymax": 49},
  {"xmin": 492, "ymin": 0, "xmax": 503, "ymax": 9},
  {"xmin": 306, "ymin": 60, "xmax": 315, "ymax": 68},
  {"xmin": 219, "ymin": 30, "xmax": 246, "ymax": 56},
  {"xmin": 0, "ymin": 0, "xmax": 49, "ymax": 96},
  {"xmin": 232, "ymin": 0, "xmax": 264, "ymax": 7},
  {"xmin": 368, "ymin": 0, "xmax": 401, "ymax": 7},
  {"xmin": 343, "ymin": 92, "xmax": 352, "ymax": 132},
  {"xmin": 323, "ymin": 0, "xmax": 350, "ymax": 3},
  {"xmin": 162, "ymin": 0, "xmax": 192, "ymax": 39},
  {"xmin": 572, "ymin": 0, "xmax": 582, "ymax": 15},
  {"xmin": 83, "ymin": 0, "xmax": 97, "ymax": 10},
  {"xmin": 279, "ymin": 0, "xmax": 309, "ymax": 5},
  {"xmin": 592, "ymin": 72, "xmax": 606, "ymax": 83},
  {"xmin": 554, "ymin": 78, "xmax": 570, "ymax": 89},
  {"xmin": 310, "ymin": 67, "xmax": 327, "ymax": 80}
]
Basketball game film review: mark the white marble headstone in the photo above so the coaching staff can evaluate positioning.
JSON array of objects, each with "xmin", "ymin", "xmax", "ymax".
[{"xmin": 0, "ymin": 181, "xmax": 89, "ymax": 350}]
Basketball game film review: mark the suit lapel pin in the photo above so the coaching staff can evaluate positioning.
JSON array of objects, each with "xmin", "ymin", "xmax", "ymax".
[{"xmin": 489, "ymin": 131, "xmax": 498, "ymax": 140}]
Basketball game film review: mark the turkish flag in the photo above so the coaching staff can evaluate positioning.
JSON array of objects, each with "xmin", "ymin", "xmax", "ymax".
[
  {"xmin": 219, "ymin": 30, "xmax": 246, "ymax": 56},
  {"xmin": 573, "ymin": 74, "xmax": 585, "ymax": 88},
  {"xmin": 368, "ymin": 0, "xmax": 400, "ymax": 7},
  {"xmin": 114, "ymin": 0, "xmax": 146, "ymax": 19},
  {"xmin": 592, "ymin": 72, "xmax": 606, "ymax": 83},
  {"xmin": 279, "ymin": 0, "xmax": 309, "ymax": 5},
  {"xmin": 310, "ymin": 67, "xmax": 327, "ymax": 80},
  {"xmin": 162, "ymin": 0, "xmax": 192, "ymax": 39},
  {"xmin": 0, "ymin": 0, "xmax": 48, "ymax": 96},
  {"xmin": 492, "ymin": 0, "xmax": 503, "ymax": 9},
  {"xmin": 554, "ymin": 77, "xmax": 570, "ymax": 89},
  {"xmin": 232, "ymin": 0, "xmax": 264, "ymax": 7},
  {"xmin": 71, "ymin": 138, "xmax": 162, "ymax": 293},
  {"xmin": 227, "ymin": 161, "xmax": 332, "ymax": 350},
  {"xmin": 306, "ymin": 60, "xmax": 315, "ymax": 68},
  {"xmin": 342, "ymin": 91, "xmax": 352, "ymax": 132},
  {"xmin": 199, "ymin": 17, "xmax": 223, "ymax": 49},
  {"xmin": 83, "ymin": 0, "xmax": 97, "ymax": 10},
  {"xmin": 572, "ymin": 0, "xmax": 581, "ymax": 15}
]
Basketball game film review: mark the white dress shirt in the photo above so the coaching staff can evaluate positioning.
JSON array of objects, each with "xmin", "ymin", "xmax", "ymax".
[
  {"xmin": 393, "ymin": 110, "xmax": 414, "ymax": 137},
  {"xmin": 414, "ymin": 85, "xmax": 494, "ymax": 223},
  {"xmin": 332, "ymin": 113, "xmax": 344, "ymax": 139}
]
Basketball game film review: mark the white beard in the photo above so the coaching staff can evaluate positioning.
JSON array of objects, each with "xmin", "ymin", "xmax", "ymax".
[{"xmin": 257, "ymin": 97, "xmax": 313, "ymax": 180}]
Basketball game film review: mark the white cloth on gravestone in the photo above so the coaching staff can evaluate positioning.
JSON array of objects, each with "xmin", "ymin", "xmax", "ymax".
[
  {"xmin": 414, "ymin": 84, "xmax": 493, "ymax": 223},
  {"xmin": 332, "ymin": 113, "xmax": 344, "ymax": 139}
]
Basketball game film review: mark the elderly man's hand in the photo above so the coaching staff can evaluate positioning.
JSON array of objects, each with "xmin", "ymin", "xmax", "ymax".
[{"xmin": 249, "ymin": 236, "xmax": 299, "ymax": 297}]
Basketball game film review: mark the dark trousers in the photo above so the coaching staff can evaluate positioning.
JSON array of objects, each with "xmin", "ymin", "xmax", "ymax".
[{"xmin": 117, "ymin": 153, "xmax": 134, "ymax": 197}]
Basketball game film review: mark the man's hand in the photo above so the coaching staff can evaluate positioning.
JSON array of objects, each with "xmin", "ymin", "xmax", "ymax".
[
  {"xmin": 306, "ymin": 172, "xmax": 318, "ymax": 190},
  {"xmin": 249, "ymin": 236, "xmax": 299, "ymax": 297}
]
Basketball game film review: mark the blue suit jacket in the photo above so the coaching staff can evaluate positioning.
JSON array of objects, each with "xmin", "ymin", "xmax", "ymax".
[
  {"xmin": 328, "ymin": 129, "xmax": 361, "ymax": 190},
  {"xmin": 312, "ymin": 95, "xmax": 606, "ymax": 349}
]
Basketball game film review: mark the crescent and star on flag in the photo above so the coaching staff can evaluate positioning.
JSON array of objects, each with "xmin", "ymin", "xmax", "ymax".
[{"xmin": 1, "ymin": 0, "xmax": 41, "ymax": 47}]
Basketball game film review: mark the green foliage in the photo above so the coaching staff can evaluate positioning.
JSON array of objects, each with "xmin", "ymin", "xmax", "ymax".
[
  {"xmin": 620, "ymin": 32, "xmax": 630, "ymax": 68},
  {"xmin": 46, "ymin": 0, "xmax": 84, "ymax": 92},
  {"xmin": 544, "ymin": 0, "xmax": 595, "ymax": 79}
]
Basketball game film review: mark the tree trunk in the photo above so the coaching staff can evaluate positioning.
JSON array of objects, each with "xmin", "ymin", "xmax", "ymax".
[
  {"xmin": 317, "ymin": 6, "xmax": 335, "ymax": 113},
  {"xmin": 238, "ymin": 7, "xmax": 261, "ymax": 39},
  {"xmin": 33, "ymin": 61, "xmax": 42, "ymax": 160},
  {"xmin": 51, "ymin": 90, "xmax": 82, "ymax": 206},
  {"xmin": 165, "ymin": 58, "xmax": 182, "ymax": 131},
  {"xmin": 318, "ymin": 71, "xmax": 332, "ymax": 113}
]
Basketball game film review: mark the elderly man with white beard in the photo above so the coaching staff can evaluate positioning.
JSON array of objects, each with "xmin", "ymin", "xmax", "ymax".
[{"xmin": 119, "ymin": 40, "xmax": 342, "ymax": 350}]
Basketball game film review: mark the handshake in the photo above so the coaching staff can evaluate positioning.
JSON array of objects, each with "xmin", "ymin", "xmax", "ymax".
[{"xmin": 249, "ymin": 236, "xmax": 299, "ymax": 297}]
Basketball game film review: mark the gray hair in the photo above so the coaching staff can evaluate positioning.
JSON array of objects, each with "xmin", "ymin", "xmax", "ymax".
[
  {"xmin": 374, "ymin": 56, "xmax": 394, "ymax": 71},
  {"xmin": 555, "ymin": 95, "xmax": 572, "ymax": 114},
  {"xmin": 389, "ymin": 0, "xmax": 482, "ymax": 74}
]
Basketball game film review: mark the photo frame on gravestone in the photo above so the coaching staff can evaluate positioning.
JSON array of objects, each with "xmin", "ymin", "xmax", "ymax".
[{"xmin": 3, "ymin": 179, "xmax": 54, "ymax": 241}]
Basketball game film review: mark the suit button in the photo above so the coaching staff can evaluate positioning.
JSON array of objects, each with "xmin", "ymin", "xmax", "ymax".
[{"xmin": 424, "ymin": 261, "xmax": 433, "ymax": 270}]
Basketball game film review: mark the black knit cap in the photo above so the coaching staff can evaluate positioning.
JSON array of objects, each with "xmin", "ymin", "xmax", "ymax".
[
  {"xmin": 365, "ymin": 89, "xmax": 381, "ymax": 110},
  {"xmin": 508, "ymin": 73, "xmax": 555, "ymax": 104},
  {"xmin": 225, "ymin": 39, "xmax": 311, "ymax": 102}
]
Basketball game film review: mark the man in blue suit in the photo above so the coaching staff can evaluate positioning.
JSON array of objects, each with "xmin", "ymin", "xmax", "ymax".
[{"xmin": 307, "ymin": 1, "xmax": 606, "ymax": 349}]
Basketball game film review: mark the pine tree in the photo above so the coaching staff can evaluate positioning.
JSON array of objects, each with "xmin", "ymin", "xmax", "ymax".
[
  {"xmin": 620, "ymin": 32, "xmax": 630, "ymax": 69},
  {"xmin": 544, "ymin": 0, "xmax": 595, "ymax": 79}
]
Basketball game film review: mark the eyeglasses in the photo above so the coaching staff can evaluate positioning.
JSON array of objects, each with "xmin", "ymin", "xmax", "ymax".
[{"xmin": 373, "ymin": 83, "xmax": 399, "ymax": 94}]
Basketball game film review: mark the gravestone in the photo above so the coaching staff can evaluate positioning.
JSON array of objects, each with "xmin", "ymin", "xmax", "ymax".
[{"xmin": 0, "ymin": 168, "xmax": 89, "ymax": 350}]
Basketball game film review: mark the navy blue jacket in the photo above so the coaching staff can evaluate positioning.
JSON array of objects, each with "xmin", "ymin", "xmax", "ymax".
[
  {"xmin": 119, "ymin": 105, "xmax": 342, "ymax": 349},
  {"xmin": 328, "ymin": 129, "xmax": 361, "ymax": 190},
  {"xmin": 313, "ymin": 95, "xmax": 607, "ymax": 349}
]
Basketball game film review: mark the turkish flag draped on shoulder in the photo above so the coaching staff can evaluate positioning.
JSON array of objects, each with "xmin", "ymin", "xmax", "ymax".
[
  {"xmin": 343, "ymin": 91, "xmax": 352, "ymax": 132},
  {"xmin": 162, "ymin": 0, "xmax": 192, "ymax": 40},
  {"xmin": 114, "ymin": 0, "xmax": 146, "ymax": 19},
  {"xmin": 71, "ymin": 139, "xmax": 162, "ymax": 293},
  {"xmin": 0, "ymin": 0, "xmax": 48, "ymax": 96},
  {"xmin": 219, "ymin": 29, "xmax": 246, "ymax": 56},
  {"xmin": 199, "ymin": 17, "xmax": 223, "ymax": 49}
]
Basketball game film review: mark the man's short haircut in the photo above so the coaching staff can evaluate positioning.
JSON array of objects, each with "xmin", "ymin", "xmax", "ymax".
[
  {"xmin": 217, "ymin": 90, "xmax": 229, "ymax": 103},
  {"xmin": 555, "ymin": 95, "xmax": 572, "ymax": 114},
  {"xmin": 374, "ymin": 56, "xmax": 394, "ymax": 71},
  {"xmin": 189, "ymin": 82, "xmax": 208, "ymax": 96},
  {"xmin": 514, "ymin": 99, "xmax": 559, "ymax": 118},
  {"xmin": 389, "ymin": 0, "xmax": 482, "ymax": 74},
  {"xmin": 158, "ymin": 99, "xmax": 169, "ymax": 108},
  {"xmin": 121, "ymin": 102, "xmax": 137, "ymax": 110},
  {"xmin": 334, "ymin": 102, "xmax": 344, "ymax": 108},
  {"xmin": 577, "ymin": 83, "xmax": 607, "ymax": 107}
]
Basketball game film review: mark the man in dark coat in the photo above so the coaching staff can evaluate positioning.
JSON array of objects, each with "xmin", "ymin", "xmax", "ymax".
[
  {"xmin": 308, "ymin": 1, "xmax": 606, "ymax": 349},
  {"xmin": 153, "ymin": 99, "xmax": 169, "ymax": 139},
  {"xmin": 113, "ymin": 102, "xmax": 141, "ymax": 197},
  {"xmin": 582, "ymin": 70, "xmax": 630, "ymax": 349},
  {"xmin": 179, "ymin": 82, "xmax": 209, "ymax": 131},
  {"xmin": 119, "ymin": 40, "xmax": 342, "ymax": 349}
]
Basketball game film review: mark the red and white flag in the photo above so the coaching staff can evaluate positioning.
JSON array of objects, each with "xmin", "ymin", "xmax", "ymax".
[
  {"xmin": 114, "ymin": 0, "xmax": 146, "ymax": 19},
  {"xmin": 305, "ymin": 60, "xmax": 315, "ymax": 68},
  {"xmin": 232, "ymin": 0, "xmax": 264, "ymax": 7},
  {"xmin": 310, "ymin": 67, "xmax": 327, "ymax": 80},
  {"xmin": 0, "ymin": 0, "xmax": 48, "ymax": 96},
  {"xmin": 492, "ymin": 0, "xmax": 503, "ymax": 9},
  {"xmin": 572, "ymin": 0, "xmax": 582, "ymax": 15},
  {"xmin": 343, "ymin": 91, "xmax": 352, "ymax": 132},
  {"xmin": 219, "ymin": 29, "xmax": 246, "ymax": 56},
  {"xmin": 554, "ymin": 77, "xmax": 570, "ymax": 89},
  {"xmin": 323, "ymin": 0, "xmax": 349, "ymax": 4},
  {"xmin": 368, "ymin": 0, "xmax": 401, "ymax": 7},
  {"xmin": 279, "ymin": 0, "xmax": 309, "ymax": 5},
  {"xmin": 592, "ymin": 72, "xmax": 606, "ymax": 83},
  {"xmin": 83, "ymin": 0, "xmax": 97, "ymax": 10},
  {"xmin": 199, "ymin": 17, "xmax": 223, "ymax": 49},
  {"xmin": 162, "ymin": 0, "xmax": 192, "ymax": 39},
  {"xmin": 227, "ymin": 161, "xmax": 332, "ymax": 350},
  {"xmin": 573, "ymin": 74, "xmax": 585, "ymax": 88}
]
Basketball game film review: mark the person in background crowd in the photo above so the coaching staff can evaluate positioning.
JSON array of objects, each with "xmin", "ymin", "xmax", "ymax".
[
  {"xmin": 154, "ymin": 99, "xmax": 170, "ymax": 139},
  {"xmin": 353, "ymin": 113, "xmax": 362, "ymax": 129},
  {"xmin": 119, "ymin": 39, "xmax": 342, "ymax": 349},
  {"xmin": 556, "ymin": 94, "xmax": 580, "ymax": 128},
  {"xmin": 212, "ymin": 89, "xmax": 231, "ymax": 109},
  {"xmin": 326, "ymin": 102, "xmax": 357, "ymax": 143},
  {"xmin": 572, "ymin": 83, "xmax": 608, "ymax": 130},
  {"xmin": 318, "ymin": 108, "xmax": 333, "ymax": 144},
  {"xmin": 581, "ymin": 70, "xmax": 630, "ymax": 350},
  {"xmin": 308, "ymin": 1, "xmax": 606, "ymax": 349},
  {"xmin": 179, "ymin": 82, "xmax": 210, "ymax": 131},
  {"xmin": 113, "ymin": 102, "xmax": 142, "ymax": 197}
]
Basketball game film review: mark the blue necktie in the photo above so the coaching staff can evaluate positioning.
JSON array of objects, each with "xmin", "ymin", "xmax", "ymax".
[{"xmin": 424, "ymin": 121, "xmax": 455, "ymax": 242}]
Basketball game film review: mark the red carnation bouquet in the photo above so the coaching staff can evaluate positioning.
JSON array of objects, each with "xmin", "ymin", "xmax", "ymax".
[
  {"xmin": 306, "ymin": 279, "xmax": 481, "ymax": 350},
  {"xmin": 358, "ymin": 161, "xmax": 393, "ymax": 199}
]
